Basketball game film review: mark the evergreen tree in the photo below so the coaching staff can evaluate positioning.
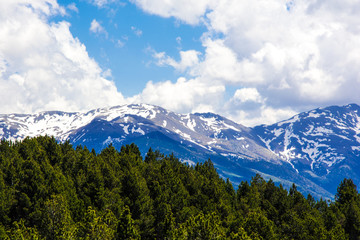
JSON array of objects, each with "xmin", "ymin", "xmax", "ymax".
[
  {"xmin": 0, "ymin": 136, "xmax": 357, "ymax": 239},
  {"xmin": 116, "ymin": 206, "xmax": 140, "ymax": 240},
  {"xmin": 336, "ymin": 179, "xmax": 360, "ymax": 239}
]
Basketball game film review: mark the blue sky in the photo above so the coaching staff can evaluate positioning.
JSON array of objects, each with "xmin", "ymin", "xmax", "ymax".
[
  {"xmin": 57, "ymin": 1, "xmax": 206, "ymax": 96},
  {"xmin": 1, "ymin": 0, "xmax": 360, "ymax": 126}
]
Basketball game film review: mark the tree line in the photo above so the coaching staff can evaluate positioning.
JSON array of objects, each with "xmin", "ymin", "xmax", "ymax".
[{"xmin": 0, "ymin": 136, "xmax": 359, "ymax": 239}]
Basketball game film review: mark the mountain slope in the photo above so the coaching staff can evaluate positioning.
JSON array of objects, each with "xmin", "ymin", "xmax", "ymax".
[
  {"xmin": 0, "ymin": 104, "xmax": 277, "ymax": 161},
  {"xmin": 254, "ymin": 103, "xmax": 360, "ymax": 194},
  {"xmin": 2, "ymin": 103, "xmax": 359, "ymax": 198}
]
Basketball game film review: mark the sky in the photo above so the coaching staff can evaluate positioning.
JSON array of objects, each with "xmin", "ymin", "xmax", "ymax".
[{"xmin": 1, "ymin": 0, "xmax": 360, "ymax": 126}]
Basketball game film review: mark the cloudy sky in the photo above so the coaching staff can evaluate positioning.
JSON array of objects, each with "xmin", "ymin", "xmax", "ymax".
[{"xmin": 1, "ymin": 0, "xmax": 360, "ymax": 126}]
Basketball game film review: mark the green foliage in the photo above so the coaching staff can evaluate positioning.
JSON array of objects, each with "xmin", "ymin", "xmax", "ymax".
[
  {"xmin": 336, "ymin": 179, "xmax": 360, "ymax": 239},
  {"xmin": 76, "ymin": 206, "xmax": 116, "ymax": 239},
  {"xmin": 0, "ymin": 136, "xmax": 357, "ymax": 239},
  {"xmin": 243, "ymin": 211, "xmax": 276, "ymax": 240},
  {"xmin": 175, "ymin": 212, "xmax": 226, "ymax": 239},
  {"xmin": 8, "ymin": 219, "xmax": 41, "ymax": 240},
  {"xmin": 116, "ymin": 205, "xmax": 140, "ymax": 240},
  {"xmin": 42, "ymin": 194, "xmax": 76, "ymax": 239}
]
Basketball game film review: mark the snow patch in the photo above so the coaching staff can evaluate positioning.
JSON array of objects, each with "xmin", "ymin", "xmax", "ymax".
[
  {"xmin": 313, "ymin": 127, "xmax": 333, "ymax": 135},
  {"xmin": 308, "ymin": 112, "xmax": 322, "ymax": 118},
  {"xmin": 277, "ymin": 115, "xmax": 299, "ymax": 126},
  {"xmin": 103, "ymin": 136, "xmax": 113, "ymax": 145},
  {"xmin": 200, "ymin": 116, "xmax": 221, "ymax": 132},
  {"xmin": 103, "ymin": 136, "xmax": 124, "ymax": 145},
  {"xmin": 187, "ymin": 118, "xmax": 196, "ymax": 131},
  {"xmin": 174, "ymin": 129, "xmax": 191, "ymax": 141},
  {"xmin": 304, "ymin": 170, "xmax": 324, "ymax": 179},
  {"xmin": 273, "ymin": 128, "xmax": 283, "ymax": 137},
  {"xmin": 223, "ymin": 122, "xmax": 241, "ymax": 132},
  {"xmin": 207, "ymin": 140, "xmax": 217, "ymax": 145},
  {"xmin": 131, "ymin": 126, "xmax": 145, "ymax": 135},
  {"xmin": 304, "ymin": 125, "xmax": 314, "ymax": 135},
  {"xmin": 351, "ymin": 146, "xmax": 360, "ymax": 151},
  {"xmin": 123, "ymin": 125, "xmax": 129, "ymax": 134}
]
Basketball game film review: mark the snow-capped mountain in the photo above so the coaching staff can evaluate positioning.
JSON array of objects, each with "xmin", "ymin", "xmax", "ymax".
[
  {"xmin": 254, "ymin": 104, "xmax": 360, "ymax": 195},
  {"xmin": 1, "ymin": 103, "xmax": 359, "ymax": 198},
  {"xmin": 0, "ymin": 104, "xmax": 276, "ymax": 161},
  {"xmin": 0, "ymin": 104, "xmax": 304, "ymax": 194}
]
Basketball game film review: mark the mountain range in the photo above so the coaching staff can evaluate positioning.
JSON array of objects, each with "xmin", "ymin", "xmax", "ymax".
[{"xmin": 1, "ymin": 103, "xmax": 360, "ymax": 199}]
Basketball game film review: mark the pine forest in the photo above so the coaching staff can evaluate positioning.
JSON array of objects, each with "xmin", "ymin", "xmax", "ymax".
[{"xmin": 0, "ymin": 136, "xmax": 360, "ymax": 239}]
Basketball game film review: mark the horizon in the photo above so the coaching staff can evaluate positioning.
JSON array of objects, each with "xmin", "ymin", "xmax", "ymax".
[
  {"xmin": 1, "ymin": 102, "xmax": 358, "ymax": 128},
  {"xmin": 1, "ymin": 1, "xmax": 360, "ymax": 126}
]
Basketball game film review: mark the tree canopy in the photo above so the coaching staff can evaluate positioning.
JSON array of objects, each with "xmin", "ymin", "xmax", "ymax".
[{"xmin": 0, "ymin": 136, "xmax": 359, "ymax": 239}]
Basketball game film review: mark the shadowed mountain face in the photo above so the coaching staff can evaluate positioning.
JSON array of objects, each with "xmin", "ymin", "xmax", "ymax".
[
  {"xmin": 1, "ymin": 103, "xmax": 360, "ymax": 199},
  {"xmin": 254, "ymin": 104, "xmax": 360, "ymax": 195}
]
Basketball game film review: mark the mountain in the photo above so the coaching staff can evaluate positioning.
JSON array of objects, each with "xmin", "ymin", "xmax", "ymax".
[
  {"xmin": 1, "ymin": 103, "xmax": 359, "ymax": 198},
  {"xmin": 254, "ymin": 103, "xmax": 360, "ymax": 195},
  {"xmin": 0, "ymin": 104, "xmax": 274, "ymax": 160}
]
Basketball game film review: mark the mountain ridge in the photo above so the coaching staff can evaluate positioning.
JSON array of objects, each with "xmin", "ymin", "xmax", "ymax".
[
  {"xmin": 254, "ymin": 103, "xmax": 360, "ymax": 194},
  {"xmin": 1, "ymin": 103, "xmax": 360, "ymax": 198}
]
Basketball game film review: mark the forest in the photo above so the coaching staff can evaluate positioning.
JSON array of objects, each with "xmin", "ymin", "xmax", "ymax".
[{"xmin": 0, "ymin": 136, "xmax": 359, "ymax": 239}]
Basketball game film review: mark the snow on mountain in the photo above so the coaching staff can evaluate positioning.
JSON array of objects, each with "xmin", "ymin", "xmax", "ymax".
[
  {"xmin": 0, "ymin": 104, "xmax": 278, "ymax": 162},
  {"xmin": 0, "ymin": 104, "xmax": 163, "ymax": 142},
  {"xmin": 2, "ymin": 103, "xmax": 360, "ymax": 198},
  {"xmin": 254, "ymin": 103, "xmax": 360, "ymax": 194}
]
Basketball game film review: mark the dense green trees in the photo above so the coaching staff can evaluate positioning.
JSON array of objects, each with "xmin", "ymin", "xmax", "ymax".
[{"xmin": 0, "ymin": 136, "xmax": 359, "ymax": 239}]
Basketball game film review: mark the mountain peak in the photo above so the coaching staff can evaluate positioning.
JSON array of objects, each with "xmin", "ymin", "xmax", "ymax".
[
  {"xmin": 254, "ymin": 103, "xmax": 360, "ymax": 195},
  {"xmin": 1, "ymin": 103, "xmax": 360, "ymax": 199}
]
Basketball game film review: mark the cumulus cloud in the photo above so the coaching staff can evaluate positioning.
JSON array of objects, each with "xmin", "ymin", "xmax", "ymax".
[
  {"xmin": 133, "ymin": 0, "xmax": 360, "ymax": 126},
  {"xmin": 0, "ymin": 1, "xmax": 124, "ymax": 114},
  {"xmin": 232, "ymin": 88, "xmax": 264, "ymax": 104},
  {"xmin": 228, "ymin": 106, "xmax": 298, "ymax": 127},
  {"xmin": 131, "ymin": 77, "xmax": 225, "ymax": 114},
  {"xmin": 3, "ymin": 0, "xmax": 360, "ymax": 127},
  {"xmin": 130, "ymin": 0, "xmax": 213, "ymax": 25},
  {"xmin": 153, "ymin": 49, "xmax": 201, "ymax": 73}
]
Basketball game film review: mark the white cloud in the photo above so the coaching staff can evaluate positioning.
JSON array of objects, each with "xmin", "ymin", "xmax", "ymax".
[
  {"xmin": 4, "ymin": 0, "xmax": 360, "ymax": 128},
  {"xmin": 88, "ymin": 0, "xmax": 126, "ymax": 9},
  {"xmin": 0, "ymin": 1, "xmax": 124, "ymax": 114},
  {"xmin": 133, "ymin": 0, "xmax": 360, "ymax": 125},
  {"xmin": 131, "ymin": 77, "xmax": 225, "ymax": 114},
  {"xmin": 67, "ymin": 3, "xmax": 78, "ymax": 13},
  {"xmin": 93, "ymin": 0, "xmax": 108, "ymax": 7},
  {"xmin": 90, "ymin": 19, "xmax": 108, "ymax": 38},
  {"xmin": 233, "ymin": 88, "xmax": 264, "ymax": 104},
  {"xmin": 197, "ymin": 38, "xmax": 265, "ymax": 84},
  {"xmin": 153, "ymin": 49, "xmax": 201, "ymax": 73},
  {"xmin": 228, "ymin": 106, "xmax": 298, "ymax": 127},
  {"xmin": 130, "ymin": 0, "xmax": 213, "ymax": 25},
  {"xmin": 90, "ymin": 0, "xmax": 114, "ymax": 8},
  {"xmin": 115, "ymin": 39, "xmax": 125, "ymax": 48},
  {"xmin": 131, "ymin": 26, "xmax": 143, "ymax": 37}
]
